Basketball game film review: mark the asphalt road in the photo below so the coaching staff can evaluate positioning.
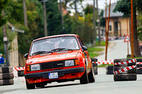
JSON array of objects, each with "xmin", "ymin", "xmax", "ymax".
[
  {"xmin": 1, "ymin": 39, "xmax": 142, "ymax": 94},
  {"xmin": 97, "ymin": 39, "xmax": 131, "ymax": 60},
  {"xmin": 1, "ymin": 68, "xmax": 142, "ymax": 94}
]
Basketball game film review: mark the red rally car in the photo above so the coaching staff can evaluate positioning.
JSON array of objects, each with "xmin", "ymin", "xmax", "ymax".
[{"xmin": 24, "ymin": 34, "xmax": 95, "ymax": 89}]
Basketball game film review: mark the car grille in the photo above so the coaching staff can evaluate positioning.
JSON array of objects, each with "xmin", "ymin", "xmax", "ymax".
[{"xmin": 40, "ymin": 61, "xmax": 65, "ymax": 70}]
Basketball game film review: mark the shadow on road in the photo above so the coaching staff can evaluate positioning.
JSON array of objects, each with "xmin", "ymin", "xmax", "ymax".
[
  {"xmin": 36, "ymin": 83, "xmax": 81, "ymax": 89},
  {"xmin": 45, "ymin": 83, "xmax": 81, "ymax": 88}
]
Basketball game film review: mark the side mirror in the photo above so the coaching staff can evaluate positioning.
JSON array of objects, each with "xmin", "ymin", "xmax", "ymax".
[
  {"xmin": 82, "ymin": 46, "xmax": 88, "ymax": 51},
  {"xmin": 24, "ymin": 53, "xmax": 29, "ymax": 59}
]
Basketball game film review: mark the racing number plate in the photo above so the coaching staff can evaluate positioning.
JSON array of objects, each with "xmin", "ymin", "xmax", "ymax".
[{"xmin": 48, "ymin": 72, "xmax": 58, "ymax": 79}]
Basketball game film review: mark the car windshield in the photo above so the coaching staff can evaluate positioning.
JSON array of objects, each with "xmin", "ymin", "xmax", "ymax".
[{"xmin": 30, "ymin": 36, "xmax": 80, "ymax": 56}]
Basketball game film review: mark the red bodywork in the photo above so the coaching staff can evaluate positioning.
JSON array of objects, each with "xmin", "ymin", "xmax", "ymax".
[{"xmin": 24, "ymin": 34, "xmax": 92, "ymax": 84}]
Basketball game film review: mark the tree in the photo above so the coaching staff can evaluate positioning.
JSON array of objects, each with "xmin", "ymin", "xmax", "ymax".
[
  {"xmin": 114, "ymin": 0, "xmax": 141, "ymax": 57},
  {"xmin": 4, "ymin": 0, "xmax": 44, "ymax": 54},
  {"xmin": 0, "ymin": 0, "xmax": 9, "ymax": 26}
]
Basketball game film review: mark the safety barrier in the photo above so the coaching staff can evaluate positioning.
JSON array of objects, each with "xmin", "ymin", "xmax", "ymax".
[
  {"xmin": 106, "ymin": 66, "xmax": 114, "ymax": 75},
  {"xmin": 14, "ymin": 67, "xmax": 25, "ymax": 77},
  {"xmin": 113, "ymin": 59, "xmax": 137, "ymax": 81},
  {"xmin": 91, "ymin": 58, "xmax": 98, "ymax": 75},
  {"xmin": 0, "ymin": 66, "xmax": 14, "ymax": 86},
  {"xmin": 93, "ymin": 59, "xmax": 142, "ymax": 77},
  {"xmin": 95, "ymin": 59, "xmax": 114, "ymax": 65},
  {"xmin": 136, "ymin": 59, "xmax": 142, "ymax": 74},
  {"xmin": 114, "ymin": 65, "xmax": 136, "ymax": 75},
  {"xmin": 114, "ymin": 59, "xmax": 136, "ymax": 65}
]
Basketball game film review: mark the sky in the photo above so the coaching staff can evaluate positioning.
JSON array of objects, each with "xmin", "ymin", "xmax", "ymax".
[
  {"xmin": 82, "ymin": 0, "xmax": 118, "ymax": 9},
  {"xmin": 67, "ymin": 0, "xmax": 119, "ymax": 15}
]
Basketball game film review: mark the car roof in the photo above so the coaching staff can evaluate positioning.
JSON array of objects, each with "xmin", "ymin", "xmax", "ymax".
[{"xmin": 33, "ymin": 34, "xmax": 79, "ymax": 42}]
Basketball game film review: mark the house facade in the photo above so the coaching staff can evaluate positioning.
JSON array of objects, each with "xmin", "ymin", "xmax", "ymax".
[{"xmin": 104, "ymin": 3, "xmax": 130, "ymax": 37}]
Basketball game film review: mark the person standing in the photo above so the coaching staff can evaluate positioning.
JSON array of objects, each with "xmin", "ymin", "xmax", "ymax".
[{"xmin": 0, "ymin": 53, "xmax": 4, "ymax": 64}]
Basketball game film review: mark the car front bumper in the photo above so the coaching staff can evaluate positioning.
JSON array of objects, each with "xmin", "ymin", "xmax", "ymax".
[{"xmin": 25, "ymin": 67, "xmax": 84, "ymax": 80}]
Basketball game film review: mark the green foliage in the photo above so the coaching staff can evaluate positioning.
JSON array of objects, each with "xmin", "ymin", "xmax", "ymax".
[
  {"xmin": 0, "ymin": 0, "xmax": 101, "ymax": 55},
  {"xmin": 100, "ymin": 10, "xmax": 105, "ymax": 27},
  {"xmin": 96, "ymin": 41, "xmax": 106, "ymax": 46},
  {"xmin": 114, "ymin": 0, "xmax": 131, "ymax": 17},
  {"xmin": 136, "ymin": 0, "xmax": 142, "ymax": 12},
  {"xmin": 46, "ymin": 0, "xmax": 63, "ymax": 35},
  {"xmin": 84, "ymin": 5, "xmax": 94, "ymax": 14},
  {"xmin": 114, "ymin": 0, "xmax": 142, "ymax": 16},
  {"xmin": 138, "ymin": 31, "xmax": 142, "ymax": 41},
  {"xmin": 2, "ymin": 0, "xmax": 44, "ymax": 54},
  {"xmin": 0, "ymin": 0, "xmax": 9, "ymax": 26},
  {"xmin": 0, "ymin": 27, "xmax": 16, "ymax": 54},
  {"xmin": 0, "ymin": 28, "xmax": 4, "ymax": 54}
]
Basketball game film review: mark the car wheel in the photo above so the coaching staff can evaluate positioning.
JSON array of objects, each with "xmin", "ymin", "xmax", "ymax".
[
  {"xmin": 88, "ymin": 67, "xmax": 95, "ymax": 83},
  {"xmin": 80, "ymin": 65, "xmax": 89, "ymax": 84},
  {"xmin": 26, "ymin": 80, "xmax": 35, "ymax": 89},
  {"xmin": 36, "ymin": 83, "xmax": 45, "ymax": 88}
]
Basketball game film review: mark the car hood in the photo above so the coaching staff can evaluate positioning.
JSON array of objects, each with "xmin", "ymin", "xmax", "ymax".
[{"xmin": 26, "ymin": 50, "xmax": 81, "ymax": 64}]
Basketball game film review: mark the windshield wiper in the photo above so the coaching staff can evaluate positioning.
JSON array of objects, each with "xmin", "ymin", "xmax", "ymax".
[
  {"xmin": 63, "ymin": 48, "xmax": 74, "ymax": 51},
  {"xmin": 32, "ymin": 51, "xmax": 53, "ymax": 56},
  {"xmin": 51, "ymin": 48, "xmax": 74, "ymax": 52}
]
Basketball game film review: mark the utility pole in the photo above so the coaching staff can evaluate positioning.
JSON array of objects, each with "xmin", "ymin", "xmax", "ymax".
[
  {"xmin": 2, "ymin": 10, "xmax": 9, "ymax": 66},
  {"xmin": 130, "ymin": 0, "xmax": 134, "ymax": 58},
  {"xmin": 74, "ymin": 0, "xmax": 78, "ymax": 20},
  {"xmin": 7, "ymin": 22, "xmax": 24, "ymax": 67},
  {"xmin": 93, "ymin": 0, "xmax": 97, "ymax": 43},
  {"xmin": 59, "ymin": 0, "xmax": 64, "ymax": 30},
  {"xmin": 105, "ymin": 0, "xmax": 111, "ymax": 60},
  {"xmin": 39, "ymin": 0, "xmax": 48, "ymax": 36},
  {"xmin": 43, "ymin": 1, "xmax": 48, "ymax": 36},
  {"xmin": 3, "ymin": 25, "xmax": 9, "ymax": 66},
  {"xmin": 23, "ymin": 0, "xmax": 28, "ymax": 27},
  {"xmin": 127, "ymin": 19, "xmax": 129, "ymax": 55},
  {"xmin": 96, "ymin": 0, "xmax": 101, "ymax": 45}
]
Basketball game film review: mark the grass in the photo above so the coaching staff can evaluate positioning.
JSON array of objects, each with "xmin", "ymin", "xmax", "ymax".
[
  {"xmin": 88, "ymin": 47, "xmax": 104, "ymax": 58},
  {"xmin": 98, "ymin": 64, "xmax": 113, "ymax": 67},
  {"xmin": 135, "ymin": 57, "xmax": 142, "ymax": 59},
  {"xmin": 127, "ymin": 57, "xmax": 142, "ymax": 59},
  {"xmin": 88, "ymin": 41, "xmax": 105, "ymax": 58},
  {"xmin": 95, "ymin": 41, "xmax": 106, "ymax": 46}
]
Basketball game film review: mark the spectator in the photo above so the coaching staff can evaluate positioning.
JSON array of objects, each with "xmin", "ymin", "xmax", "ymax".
[{"xmin": 0, "ymin": 53, "xmax": 4, "ymax": 64}]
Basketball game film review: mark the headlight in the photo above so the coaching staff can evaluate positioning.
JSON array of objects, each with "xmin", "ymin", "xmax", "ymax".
[
  {"xmin": 31, "ymin": 64, "xmax": 40, "ymax": 71},
  {"xmin": 65, "ymin": 60, "xmax": 74, "ymax": 67}
]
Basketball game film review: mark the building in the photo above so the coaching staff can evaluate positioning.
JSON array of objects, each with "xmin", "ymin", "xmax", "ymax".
[{"xmin": 104, "ymin": 3, "xmax": 130, "ymax": 37}]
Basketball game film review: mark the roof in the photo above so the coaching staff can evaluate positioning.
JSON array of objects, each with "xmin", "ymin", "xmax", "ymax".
[
  {"xmin": 33, "ymin": 34, "xmax": 78, "ymax": 42},
  {"xmin": 104, "ymin": 3, "xmax": 123, "ymax": 18}
]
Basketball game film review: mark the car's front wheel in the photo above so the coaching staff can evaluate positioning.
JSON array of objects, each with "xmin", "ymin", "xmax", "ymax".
[
  {"xmin": 88, "ymin": 67, "xmax": 95, "ymax": 83},
  {"xmin": 80, "ymin": 65, "xmax": 89, "ymax": 84},
  {"xmin": 36, "ymin": 83, "xmax": 45, "ymax": 88}
]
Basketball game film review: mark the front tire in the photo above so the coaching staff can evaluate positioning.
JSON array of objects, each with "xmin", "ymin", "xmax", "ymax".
[
  {"xmin": 26, "ymin": 80, "xmax": 35, "ymax": 89},
  {"xmin": 80, "ymin": 66, "xmax": 89, "ymax": 84},
  {"xmin": 88, "ymin": 68, "xmax": 95, "ymax": 83},
  {"xmin": 36, "ymin": 83, "xmax": 45, "ymax": 88}
]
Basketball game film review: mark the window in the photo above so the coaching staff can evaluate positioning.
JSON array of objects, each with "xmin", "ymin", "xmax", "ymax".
[
  {"xmin": 30, "ymin": 36, "xmax": 80, "ymax": 56},
  {"xmin": 109, "ymin": 25, "xmax": 112, "ymax": 31}
]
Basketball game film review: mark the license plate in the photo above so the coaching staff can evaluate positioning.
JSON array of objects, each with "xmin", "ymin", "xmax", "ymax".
[{"xmin": 49, "ymin": 72, "xmax": 58, "ymax": 79}]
